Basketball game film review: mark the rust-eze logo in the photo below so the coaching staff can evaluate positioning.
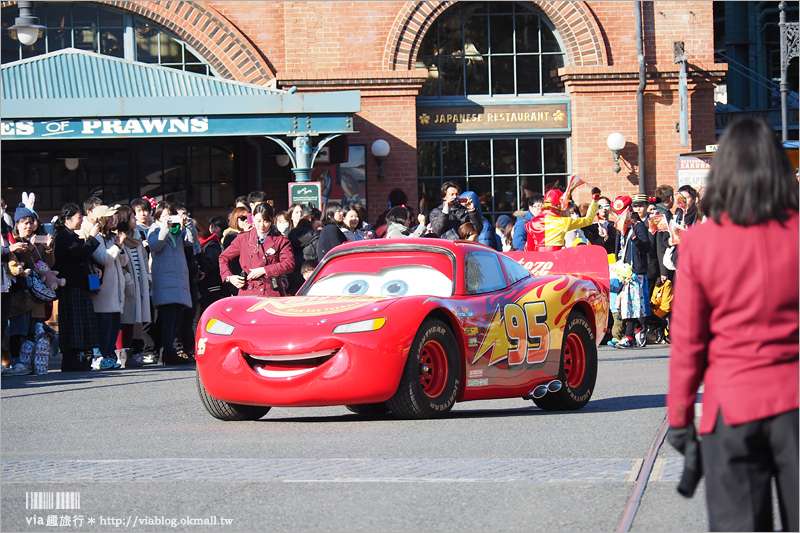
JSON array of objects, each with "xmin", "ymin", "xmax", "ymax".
[{"xmin": 247, "ymin": 296, "xmax": 378, "ymax": 316}]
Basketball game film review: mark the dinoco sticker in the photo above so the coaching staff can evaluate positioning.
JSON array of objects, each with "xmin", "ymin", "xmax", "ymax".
[{"xmin": 247, "ymin": 296, "xmax": 377, "ymax": 317}]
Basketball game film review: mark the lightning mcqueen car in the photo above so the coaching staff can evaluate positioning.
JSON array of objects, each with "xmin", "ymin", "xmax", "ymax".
[{"xmin": 195, "ymin": 239, "xmax": 609, "ymax": 420}]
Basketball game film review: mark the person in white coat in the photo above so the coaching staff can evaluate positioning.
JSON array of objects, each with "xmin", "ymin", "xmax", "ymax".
[
  {"xmin": 115, "ymin": 205, "xmax": 151, "ymax": 367},
  {"xmin": 91, "ymin": 205, "xmax": 128, "ymax": 369}
]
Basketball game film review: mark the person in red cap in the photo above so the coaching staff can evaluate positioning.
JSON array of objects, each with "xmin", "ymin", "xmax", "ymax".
[{"xmin": 523, "ymin": 187, "xmax": 601, "ymax": 251}]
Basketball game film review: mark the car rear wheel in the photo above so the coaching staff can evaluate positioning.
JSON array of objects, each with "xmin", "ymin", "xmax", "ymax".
[
  {"xmin": 196, "ymin": 372, "xmax": 271, "ymax": 421},
  {"xmin": 533, "ymin": 310, "xmax": 597, "ymax": 411},
  {"xmin": 387, "ymin": 318, "xmax": 461, "ymax": 419},
  {"xmin": 345, "ymin": 403, "xmax": 390, "ymax": 415}
]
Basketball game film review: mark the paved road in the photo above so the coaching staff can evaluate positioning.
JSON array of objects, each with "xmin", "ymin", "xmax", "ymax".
[{"xmin": 2, "ymin": 344, "xmax": 710, "ymax": 532}]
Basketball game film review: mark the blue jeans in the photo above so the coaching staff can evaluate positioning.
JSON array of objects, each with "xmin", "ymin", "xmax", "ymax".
[{"xmin": 95, "ymin": 312, "xmax": 121, "ymax": 358}]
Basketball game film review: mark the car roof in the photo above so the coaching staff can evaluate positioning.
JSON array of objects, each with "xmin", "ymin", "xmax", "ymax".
[{"xmin": 329, "ymin": 238, "xmax": 493, "ymax": 257}]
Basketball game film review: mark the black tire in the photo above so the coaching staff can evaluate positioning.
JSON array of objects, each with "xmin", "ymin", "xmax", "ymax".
[
  {"xmin": 196, "ymin": 372, "xmax": 271, "ymax": 421},
  {"xmin": 345, "ymin": 403, "xmax": 390, "ymax": 415},
  {"xmin": 533, "ymin": 310, "xmax": 597, "ymax": 411},
  {"xmin": 387, "ymin": 318, "xmax": 461, "ymax": 419}
]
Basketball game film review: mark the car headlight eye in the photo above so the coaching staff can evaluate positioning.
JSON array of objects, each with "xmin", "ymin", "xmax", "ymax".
[
  {"xmin": 333, "ymin": 318, "xmax": 386, "ymax": 334},
  {"xmin": 206, "ymin": 318, "xmax": 235, "ymax": 335},
  {"xmin": 380, "ymin": 280, "xmax": 408, "ymax": 296},
  {"xmin": 343, "ymin": 280, "xmax": 368, "ymax": 295}
]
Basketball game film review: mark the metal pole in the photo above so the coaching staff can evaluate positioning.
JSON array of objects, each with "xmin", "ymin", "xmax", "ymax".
[
  {"xmin": 674, "ymin": 42, "xmax": 689, "ymax": 147},
  {"xmin": 636, "ymin": 1, "xmax": 646, "ymax": 194},
  {"xmin": 293, "ymin": 136, "xmax": 312, "ymax": 182},
  {"xmin": 780, "ymin": 1, "xmax": 788, "ymax": 142}
]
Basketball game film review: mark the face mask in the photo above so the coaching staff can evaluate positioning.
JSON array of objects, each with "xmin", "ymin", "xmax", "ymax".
[
  {"xmin": 169, "ymin": 225, "xmax": 181, "ymax": 235},
  {"xmin": 276, "ymin": 222, "xmax": 290, "ymax": 233}
]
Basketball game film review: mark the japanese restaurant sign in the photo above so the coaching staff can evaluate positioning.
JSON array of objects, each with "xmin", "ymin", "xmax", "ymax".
[{"xmin": 416, "ymin": 103, "xmax": 570, "ymax": 134}]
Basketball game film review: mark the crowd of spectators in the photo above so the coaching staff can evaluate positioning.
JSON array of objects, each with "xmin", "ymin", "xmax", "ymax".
[{"xmin": 0, "ymin": 176, "xmax": 702, "ymax": 374}]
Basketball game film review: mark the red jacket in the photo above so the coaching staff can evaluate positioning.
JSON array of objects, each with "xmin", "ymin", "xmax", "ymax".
[
  {"xmin": 219, "ymin": 229, "xmax": 295, "ymax": 297},
  {"xmin": 667, "ymin": 212, "xmax": 799, "ymax": 433}
]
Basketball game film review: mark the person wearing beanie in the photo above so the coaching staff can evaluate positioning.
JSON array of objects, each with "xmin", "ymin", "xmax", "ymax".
[
  {"xmin": 459, "ymin": 191, "xmax": 500, "ymax": 250},
  {"xmin": 495, "ymin": 214, "xmax": 514, "ymax": 252},
  {"xmin": 7, "ymin": 201, "xmax": 54, "ymax": 374},
  {"xmin": 524, "ymin": 186, "xmax": 602, "ymax": 251}
]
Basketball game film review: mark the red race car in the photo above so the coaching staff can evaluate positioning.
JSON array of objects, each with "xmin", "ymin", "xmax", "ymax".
[{"xmin": 195, "ymin": 239, "xmax": 609, "ymax": 420}]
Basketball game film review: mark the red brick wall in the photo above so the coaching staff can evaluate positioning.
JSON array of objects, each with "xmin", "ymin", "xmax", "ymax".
[{"xmin": 81, "ymin": 0, "xmax": 722, "ymax": 209}]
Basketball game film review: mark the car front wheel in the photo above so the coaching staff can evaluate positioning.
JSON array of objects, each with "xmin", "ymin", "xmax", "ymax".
[
  {"xmin": 196, "ymin": 372, "xmax": 271, "ymax": 421},
  {"xmin": 388, "ymin": 318, "xmax": 461, "ymax": 419}
]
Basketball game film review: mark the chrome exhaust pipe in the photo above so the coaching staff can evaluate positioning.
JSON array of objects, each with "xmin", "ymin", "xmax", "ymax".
[
  {"xmin": 531, "ymin": 384, "xmax": 549, "ymax": 399},
  {"xmin": 547, "ymin": 379, "xmax": 562, "ymax": 393}
]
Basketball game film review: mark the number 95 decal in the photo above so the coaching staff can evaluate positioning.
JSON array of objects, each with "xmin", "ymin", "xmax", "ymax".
[{"xmin": 473, "ymin": 301, "xmax": 551, "ymax": 367}]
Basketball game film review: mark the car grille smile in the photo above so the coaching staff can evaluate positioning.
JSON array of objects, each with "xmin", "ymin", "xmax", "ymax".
[{"xmin": 243, "ymin": 349, "xmax": 339, "ymax": 378}]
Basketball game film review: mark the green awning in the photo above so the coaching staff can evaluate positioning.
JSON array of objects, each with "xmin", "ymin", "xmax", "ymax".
[{"xmin": 1, "ymin": 48, "xmax": 359, "ymax": 140}]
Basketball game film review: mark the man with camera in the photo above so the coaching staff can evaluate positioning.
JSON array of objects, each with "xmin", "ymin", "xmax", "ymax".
[{"xmin": 428, "ymin": 181, "xmax": 483, "ymax": 240}]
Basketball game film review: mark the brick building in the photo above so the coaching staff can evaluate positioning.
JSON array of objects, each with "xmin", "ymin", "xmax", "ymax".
[{"xmin": 2, "ymin": 1, "xmax": 724, "ymax": 224}]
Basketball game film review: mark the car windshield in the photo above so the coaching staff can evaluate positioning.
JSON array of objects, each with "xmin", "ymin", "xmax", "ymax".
[{"xmin": 306, "ymin": 250, "xmax": 455, "ymax": 298}]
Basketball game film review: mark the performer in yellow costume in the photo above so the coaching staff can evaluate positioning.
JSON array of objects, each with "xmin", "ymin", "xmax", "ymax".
[{"xmin": 524, "ymin": 187, "xmax": 601, "ymax": 251}]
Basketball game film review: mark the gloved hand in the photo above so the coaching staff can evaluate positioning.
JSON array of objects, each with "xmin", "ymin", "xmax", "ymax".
[
  {"xmin": 591, "ymin": 187, "xmax": 601, "ymax": 201},
  {"xmin": 667, "ymin": 425, "xmax": 704, "ymax": 498}
]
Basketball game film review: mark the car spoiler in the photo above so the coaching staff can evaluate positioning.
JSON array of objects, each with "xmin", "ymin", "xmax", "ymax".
[{"xmin": 506, "ymin": 245, "xmax": 610, "ymax": 294}]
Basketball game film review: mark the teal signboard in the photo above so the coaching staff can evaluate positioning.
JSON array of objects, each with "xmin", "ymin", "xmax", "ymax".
[
  {"xmin": 1, "ymin": 114, "xmax": 354, "ymax": 140},
  {"xmin": 288, "ymin": 182, "xmax": 322, "ymax": 209}
]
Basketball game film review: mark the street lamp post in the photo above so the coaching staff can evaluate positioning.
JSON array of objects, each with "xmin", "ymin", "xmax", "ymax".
[{"xmin": 606, "ymin": 133, "xmax": 627, "ymax": 174}]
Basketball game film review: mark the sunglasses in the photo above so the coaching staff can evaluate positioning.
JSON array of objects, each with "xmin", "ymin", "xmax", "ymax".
[
  {"xmin": 598, "ymin": 205, "xmax": 611, "ymax": 209},
  {"xmin": 238, "ymin": 215, "xmax": 248, "ymax": 222}
]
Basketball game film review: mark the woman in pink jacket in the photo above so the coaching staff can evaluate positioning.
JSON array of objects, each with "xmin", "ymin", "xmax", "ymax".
[
  {"xmin": 667, "ymin": 117, "xmax": 798, "ymax": 531},
  {"xmin": 219, "ymin": 202, "xmax": 294, "ymax": 298}
]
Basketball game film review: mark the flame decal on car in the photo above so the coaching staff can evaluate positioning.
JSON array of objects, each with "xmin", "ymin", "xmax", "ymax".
[{"xmin": 472, "ymin": 276, "xmax": 581, "ymax": 367}]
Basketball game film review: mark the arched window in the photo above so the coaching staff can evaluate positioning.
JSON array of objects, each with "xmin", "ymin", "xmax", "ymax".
[
  {"xmin": 418, "ymin": 2, "xmax": 565, "ymax": 97},
  {"xmin": 1, "ymin": 3, "xmax": 213, "ymax": 75},
  {"xmin": 416, "ymin": 2, "xmax": 570, "ymax": 222}
]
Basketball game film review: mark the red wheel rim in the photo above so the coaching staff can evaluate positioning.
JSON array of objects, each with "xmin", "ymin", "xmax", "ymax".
[
  {"xmin": 419, "ymin": 340, "xmax": 448, "ymax": 398},
  {"xmin": 563, "ymin": 333, "xmax": 586, "ymax": 389}
]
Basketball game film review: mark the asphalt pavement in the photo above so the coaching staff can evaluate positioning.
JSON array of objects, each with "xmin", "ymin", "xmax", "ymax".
[{"xmin": 2, "ymin": 343, "xmax": 718, "ymax": 532}]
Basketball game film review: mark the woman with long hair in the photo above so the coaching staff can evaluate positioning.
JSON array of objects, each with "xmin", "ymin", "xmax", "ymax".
[
  {"xmin": 90, "ymin": 205, "xmax": 127, "ymax": 369},
  {"xmin": 287, "ymin": 206, "xmax": 320, "ymax": 294},
  {"xmin": 223, "ymin": 206, "xmax": 251, "ymax": 249},
  {"xmin": 340, "ymin": 204, "xmax": 371, "ymax": 241},
  {"xmin": 114, "ymin": 205, "xmax": 150, "ymax": 367},
  {"xmin": 52, "ymin": 203, "xmax": 101, "ymax": 371},
  {"xmin": 316, "ymin": 202, "xmax": 347, "ymax": 258},
  {"xmin": 274, "ymin": 210, "xmax": 292, "ymax": 237},
  {"xmin": 219, "ymin": 202, "xmax": 294, "ymax": 297},
  {"xmin": 667, "ymin": 117, "xmax": 799, "ymax": 531},
  {"xmin": 222, "ymin": 206, "xmax": 250, "ymax": 295},
  {"xmin": 147, "ymin": 201, "xmax": 195, "ymax": 365},
  {"xmin": 385, "ymin": 205, "xmax": 426, "ymax": 238}
]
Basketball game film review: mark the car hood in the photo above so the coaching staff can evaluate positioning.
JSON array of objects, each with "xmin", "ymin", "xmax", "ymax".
[{"xmin": 211, "ymin": 295, "xmax": 402, "ymax": 328}]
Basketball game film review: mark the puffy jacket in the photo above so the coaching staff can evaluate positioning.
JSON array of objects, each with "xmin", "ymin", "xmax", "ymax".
[
  {"xmin": 460, "ymin": 191, "xmax": 500, "ymax": 250},
  {"xmin": 147, "ymin": 222, "xmax": 193, "ymax": 308}
]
